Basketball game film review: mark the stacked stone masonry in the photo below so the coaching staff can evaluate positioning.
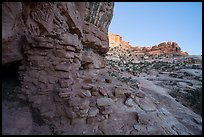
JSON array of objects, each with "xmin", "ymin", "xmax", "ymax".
[{"xmin": 2, "ymin": 2, "xmax": 115, "ymax": 128}]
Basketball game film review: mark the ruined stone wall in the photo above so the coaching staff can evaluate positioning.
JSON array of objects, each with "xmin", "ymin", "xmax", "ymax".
[{"xmin": 2, "ymin": 2, "xmax": 114, "ymax": 127}]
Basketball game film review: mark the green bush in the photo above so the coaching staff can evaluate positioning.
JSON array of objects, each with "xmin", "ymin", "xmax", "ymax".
[
  {"xmin": 187, "ymin": 88, "xmax": 202, "ymax": 104},
  {"xmin": 111, "ymin": 72, "xmax": 118, "ymax": 78},
  {"xmin": 186, "ymin": 88, "xmax": 202, "ymax": 115}
]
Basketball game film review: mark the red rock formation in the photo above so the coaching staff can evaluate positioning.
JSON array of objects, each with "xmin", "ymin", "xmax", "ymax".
[
  {"xmin": 108, "ymin": 32, "xmax": 122, "ymax": 47},
  {"xmin": 145, "ymin": 42, "xmax": 188, "ymax": 56},
  {"xmin": 108, "ymin": 33, "xmax": 188, "ymax": 56},
  {"xmin": 108, "ymin": 32, "xmax": 132, "ymax": 48}
]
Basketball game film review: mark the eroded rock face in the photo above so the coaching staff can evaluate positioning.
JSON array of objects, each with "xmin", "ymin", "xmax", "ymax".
[
  {"xmin": 2, "ymin": 2, "xmax": 26, "ymax": 65},
  {"xmin": 2, "ymin": 2, "xmax": 114, "ymax": 66}
]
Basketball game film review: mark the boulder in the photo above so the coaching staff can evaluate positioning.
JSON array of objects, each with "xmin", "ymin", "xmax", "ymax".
[{"xmin": 97, "ymin": 98, "xmax": 114, "ymax": 106}]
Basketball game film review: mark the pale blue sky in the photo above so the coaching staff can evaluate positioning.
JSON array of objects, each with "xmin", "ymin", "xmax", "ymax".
[{"xmin": 108, "ymin": 2, "xmax": 202, "ymax": 55}]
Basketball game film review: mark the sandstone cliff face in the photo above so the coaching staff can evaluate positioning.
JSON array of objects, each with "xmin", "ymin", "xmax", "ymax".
[
  {"xmin": 108, "ymin": 33, "xmax": 188, "ymax": 56},
  {"xmin": 108, "ymin": 32, "xmax": 132, "ymax": 49}
]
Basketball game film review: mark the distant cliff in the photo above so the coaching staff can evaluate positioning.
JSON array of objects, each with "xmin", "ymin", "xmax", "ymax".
[{"xmin": 108, "ymin": 32, "xmax": 188, "ymax": 56}]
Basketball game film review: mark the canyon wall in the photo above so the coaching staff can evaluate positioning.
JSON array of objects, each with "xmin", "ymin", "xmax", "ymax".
[{"xmin": 108, "ymin": 33, "xmax": 188, "ymax": 56}]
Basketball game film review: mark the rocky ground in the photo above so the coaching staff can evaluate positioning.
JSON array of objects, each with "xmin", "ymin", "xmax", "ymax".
[
  {"xmin": 106, "ymin": 46, "xmax": 202, "ymax": 116},
  {"xmin": 2, "ymin": 48, "xmax": 202, "ymax": 135},
  {"xmin": 105, "ymin": 45, "xmax": 202, "ymax": 135}
]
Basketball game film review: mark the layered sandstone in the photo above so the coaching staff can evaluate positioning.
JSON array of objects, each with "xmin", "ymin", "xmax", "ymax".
[
  {"xmin": 108, "ymin": 33, "xmax": 188, "ymax": 56},
  {"xmin": 108, "ymin": 32, "xmax": 132, "ymax": 49}
]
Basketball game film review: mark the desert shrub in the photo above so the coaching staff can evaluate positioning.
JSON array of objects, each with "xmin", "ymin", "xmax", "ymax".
[
  {"xmin": 186, "ymin": 88, "xmax": 202, "ymax": 115},
  {"xmin": 120, "ymin": 77, "xmax": 131, "ymax": 83},
  {"xmin": 187, "ymin": 88, "xmax": 202, "ymax": 105},
  {"xmin": 111, "ymin": 72, "xmax": 118, "ymax": 78},
  {"xmin": 170, "ymin": 88, "xmax": 202, "ymax": 116},
  {"xmin": 125, "ymin": 67, "xmax": 129, "ymax": 71}
]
